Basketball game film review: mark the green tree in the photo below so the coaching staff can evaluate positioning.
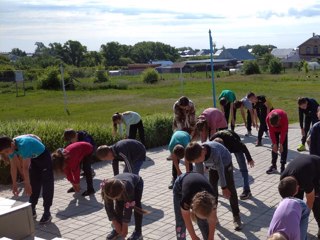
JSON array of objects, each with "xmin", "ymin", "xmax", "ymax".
[
  {"xmin": 34, "ymin": 42, "xmax": 49, "ymax": 56},
  {"xmin": 82, "ymin": 51, "xmax": 103, "ymax": 67},
  {"xmin": 100, "ymin": 41, "xmax": 123, "ymax": 66},
  {"xmin": 269, "ymin": 58, "xmax": 282, "ymax": 74},
  {"xmin": 0, "ymin": 55, "xmax": 10, "ymax": 65},
  {"xmin": 10, "ymin": 48, "xmax": 27, "ymax": 57},
  {"xmin": 63, "ymin": 40, "xmax": 87, "ymax": 67},
  {"xmin": 130, "ymin": 41, "xmax": 179, "ymax": 63},
  {"xmin": 243, "ymin": 60, "xmax": 261, "ymax": 75}
]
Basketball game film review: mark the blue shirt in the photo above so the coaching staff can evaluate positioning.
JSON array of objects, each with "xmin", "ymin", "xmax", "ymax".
[
  {"xmin": 168, "ymin": 131, "xmax": 191, "ymax": 153},
  {"xmin": 9, "ymin": 136, "xmax": 45, "ymax": 160}
]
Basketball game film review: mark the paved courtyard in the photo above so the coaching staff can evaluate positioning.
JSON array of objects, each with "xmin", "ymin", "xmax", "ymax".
[{"xmin": 0, "ymin": 124, "xmax": 319, "ymax": 240}]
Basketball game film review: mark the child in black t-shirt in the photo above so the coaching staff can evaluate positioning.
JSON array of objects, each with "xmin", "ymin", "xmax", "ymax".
[
  {"xmin": 173, "ymin": 172, "xmax": 217, "ymax": 240},
  {"xmin": 96, "ymin": 139, "xmax": 146, "ymax": 176},
  {"xmin": 247, "ymin": 92, "xmax": 274, "ymax": 146},
  {"xmin": 101, "ymin": 173, "xmax": 147, "ymax": 240}
]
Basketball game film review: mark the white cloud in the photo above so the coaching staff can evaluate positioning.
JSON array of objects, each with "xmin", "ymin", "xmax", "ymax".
[{"xmin": 1, "ymin": 0, "xmax": 319, "ymax": 52}]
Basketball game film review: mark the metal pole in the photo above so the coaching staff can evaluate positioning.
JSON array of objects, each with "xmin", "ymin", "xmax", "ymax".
[
  {"xmin": 179, "ymin": 67, "xmax": 184, "ymax": 95},
  {"xmin": 60, "ymin": 64, "xmax": 70, "ymax": 115},
  {"xmin": 209, "ymin": 29, "xmax": 216, "ymax": 107}
]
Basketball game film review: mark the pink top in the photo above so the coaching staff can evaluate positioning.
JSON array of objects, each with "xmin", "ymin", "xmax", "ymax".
[
  {"xmin": 266, "ymin": 109, "xmax": 289, "ymax": 145},
  {"xmin": 199, "ymin": 108, "xmax": 227, "ymax": 134}
]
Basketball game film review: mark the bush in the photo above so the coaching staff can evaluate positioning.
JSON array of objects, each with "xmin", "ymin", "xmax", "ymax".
[
  {"xmin": 38, "ymin": 67, "xmax": 60, "ymax": 90},
  {"xmin": 242, "ymin": 60, "xmax": 261, "ymax": 75},
  {"xmin": 94, "ymin": 69, "xmax": 109, "ymax": 83},
  {"xmin": 269, "ymin": 58, "xmax": 282, "ymax": 74},
  {"xmin": 0, "ymin": 115, "xmax": 173, "ymax": 184},
  {"xmin": 142, "ymin": 68, "xmax": 160, "ymax": 84}
]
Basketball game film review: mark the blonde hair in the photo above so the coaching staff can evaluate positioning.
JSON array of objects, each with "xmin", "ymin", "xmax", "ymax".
[
  {"xmin": 268, "ymin": 232, "xmax": 287, "ymax": 240},
  {"xmin": 190, "ymin": 191, "xmax": 217, "ymax": 222}
]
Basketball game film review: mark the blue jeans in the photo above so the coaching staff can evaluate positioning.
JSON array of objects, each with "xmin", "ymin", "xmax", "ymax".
[
  {"xmin": 124, "ymin": 160, "xmax": 144, "ymax": 175},
  {"xmin": 233, "ymin": 152, "xmax": 250, "ymax": 192},
  {"xmin": 294, "ymin": 198, "xmax": 310, "ymax": 240},
  {"xmin": 173, "ymin": 174, "xmax": 209, "ymax": 240}
]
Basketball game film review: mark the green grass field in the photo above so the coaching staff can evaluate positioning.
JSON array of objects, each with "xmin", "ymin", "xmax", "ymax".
[{"xmin": 0, "ymin": 69, "xmax": 319, "ymax": 125}]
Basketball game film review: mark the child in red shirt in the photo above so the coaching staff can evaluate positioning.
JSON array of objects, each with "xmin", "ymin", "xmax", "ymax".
[
  {"xmin": 52, "ymin": 142, "xmax": 95, "ymax": 196},
  {"xmin": 266, "ymin": 109, "xmax": 288, "ymax": 174}
]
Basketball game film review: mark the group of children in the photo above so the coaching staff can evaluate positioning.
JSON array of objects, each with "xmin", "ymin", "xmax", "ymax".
[
  {"xmin": 0, "ymin": 92, "xmax": 320, "ymax": 240},
  {"xmin": 168, "ymin": 93, "xmax": 320, "ymax": 239}
]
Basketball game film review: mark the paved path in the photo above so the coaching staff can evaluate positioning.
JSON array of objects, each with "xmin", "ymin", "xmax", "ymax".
[{"xmin": 0, "ymin": 124, "xmax": 319, "ymax": 240}]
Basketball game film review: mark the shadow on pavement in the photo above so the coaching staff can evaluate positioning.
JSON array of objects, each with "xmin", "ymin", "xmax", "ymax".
[
  {"xmin": 35, "ymin": 222, "xmax": 62, "ymax": 239},
  {"xmin": 218, "ymin": 196, "xmax": 271, "ymax": 239},
  {"xmin": 55, "ymin": 188, "xmax": 103, "ymax": 219},
  {"xmin": 141, "ymin": 203, "xmax": 165, "ymax": 226}
]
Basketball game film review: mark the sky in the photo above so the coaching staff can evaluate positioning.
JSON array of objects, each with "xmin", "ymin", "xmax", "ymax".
[{"xmin": 0, "ymin": 0, "xmax": 320, "ymax": 53}]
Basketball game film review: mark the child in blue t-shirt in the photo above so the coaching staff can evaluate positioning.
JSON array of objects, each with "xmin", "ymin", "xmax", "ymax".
[{"xmin": 0, "ymin": 135, "xmax": 54, "ymax": 224}]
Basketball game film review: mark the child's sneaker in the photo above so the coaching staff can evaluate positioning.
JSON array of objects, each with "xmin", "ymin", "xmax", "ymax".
[
  {"xmin": 39, "ymin": 212, "xmax": 52, "ymax": 224},
  {"xmin": 107, "ymin": 229, "xmax": 119, "ymax": 240},
  {"xmin": 240, "ymin": 190, "xmax": 252, "ymax": 200},
  {"xmin": 266, "ymin": 166, "xmax": 277, "ymax": 174},
  {"xmin": 245, "ymin": 131, "xmax": 252, "ymax": 137},
  {"xmin": 297, "ymin": 144, "xmax": 306, "ymax": 152},
  {"xmin": 67, "ymin": 187, "xmax": 75, "ymax": 193},
  {"xmin": 127, "ymin": 231, "xmax": 143, "ymax": 240},
  {"xmin": 82, "ymin": 188, "xmax": 95, "ymax": 196},
  {"xmin": 233, "ymin": 215, "xmax": 242, "ymax": 231}
]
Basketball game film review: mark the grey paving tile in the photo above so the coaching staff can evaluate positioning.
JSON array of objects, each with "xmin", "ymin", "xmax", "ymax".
[{"xmin": 1, "ymin": 124, "xmax": 318, "ymax": 239}]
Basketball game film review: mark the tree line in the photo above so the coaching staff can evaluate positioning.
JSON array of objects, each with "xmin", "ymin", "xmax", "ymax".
[
  {"xmin": 5, "ymin": 40, "xmax": 279, "ymax": 70},
  {"xmin": 6, "ymin": 41, "xmax": 180, "ymax": 69}
]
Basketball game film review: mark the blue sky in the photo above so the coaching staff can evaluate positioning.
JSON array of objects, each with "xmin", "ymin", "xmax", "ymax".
[{"xmin": 1, "ymin": 0, "xmax": 320, "ymax": 53}]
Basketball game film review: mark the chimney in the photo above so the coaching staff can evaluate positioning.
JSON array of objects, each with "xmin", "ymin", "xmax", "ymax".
[{"xmin": 313, "ymin": 32, "xmax": 315, "ymax": 37}]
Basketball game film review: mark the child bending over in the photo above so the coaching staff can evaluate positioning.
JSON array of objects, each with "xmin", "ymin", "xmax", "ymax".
[{"xmin": 101, "ymin": 173, "xmax": 148, "ymax": 240}]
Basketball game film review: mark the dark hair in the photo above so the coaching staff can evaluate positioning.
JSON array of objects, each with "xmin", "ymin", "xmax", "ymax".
[
  {"xmin": 270, "ymin": 113, "xmax": 279, "ymax": 126},
  {"xmin": 112, "ymin": 112, "xmax": 122, "ymax": 134},
  {"xmin": 219, "ymin": 97, "xmax": 227, "ymax": 106},
  {"xmin": 96, "ymin": 145, "xmax": 112, "ymax": 159},
  {"xmin": 0, "ymin": 136, "xmax": 13, "ymax": 152},
  {"xmin": 213, "ymin": 137, "xmax": 224, "ymax": 145},
  {"xmin": 101, "ymin": 178, "xmax": 126, "ymax": 201},
  {"xmin": 297, "ymin": 97, "xmax": 307, "ymax": 106},
  {"xmin": 278, "ymin": 176, "xmax": 298, "ymax": 198},
  {"xmin": 51, "ymin": 148, "xmax": 65, "ymax": 172},
  {"xmin": 173, "ymin": 144, "xmax": 185, "ymax": 159},
  {"xmin": 247, "ymin": 92, "xmax": 255, "ymax": 99},
  {"xmin": 234, "ymin": 100, "xmax": 243, "ymax": 109},
  {"xmin": 63, "ymin": 129, "xmax": 77, "ymax": 142},
  {"xmin": 185, "ymin": 142, "xmax": 203, "ymax": 162},
  {"xmin": 178, "ymin": 96, "xmax": 190, "ymax": 107},
  {"xmin": 196, "ymin": 119, "xmax": 207, "ymax": 132},
  {"xmin": 101, "ymin": 178, "xmax": 150, "ymax": 215}
]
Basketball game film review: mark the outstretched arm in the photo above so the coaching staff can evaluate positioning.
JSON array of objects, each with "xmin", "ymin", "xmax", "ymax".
[{"xmin": 181, "ymin": 208, "xmax": 200, "ymax": 240}]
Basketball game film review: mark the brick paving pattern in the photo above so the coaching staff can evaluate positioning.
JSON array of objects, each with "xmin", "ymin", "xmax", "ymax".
[{"xmin": 0, "ymin": 124, "xmax": 318, "ymax": 239}]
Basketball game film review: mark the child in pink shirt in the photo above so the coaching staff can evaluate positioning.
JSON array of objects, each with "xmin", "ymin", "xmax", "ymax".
[{"xmin": 196, "ymin": 108, "xmax": 227, "ymax": 142}]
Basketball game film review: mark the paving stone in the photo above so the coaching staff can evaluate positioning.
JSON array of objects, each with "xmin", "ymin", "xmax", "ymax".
[{"xmin": 0, "ymin": 124, "xmax": 318, "ymax": 239}]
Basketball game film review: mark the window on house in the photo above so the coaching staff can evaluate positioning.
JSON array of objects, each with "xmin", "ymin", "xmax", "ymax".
[
  {"xmin": 314, "ymin": 46, "xmax": 319, "ymax": 54},
  {"xmin": 306, "ymin": 47, "xmax": 311, "ymax": 54}
]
